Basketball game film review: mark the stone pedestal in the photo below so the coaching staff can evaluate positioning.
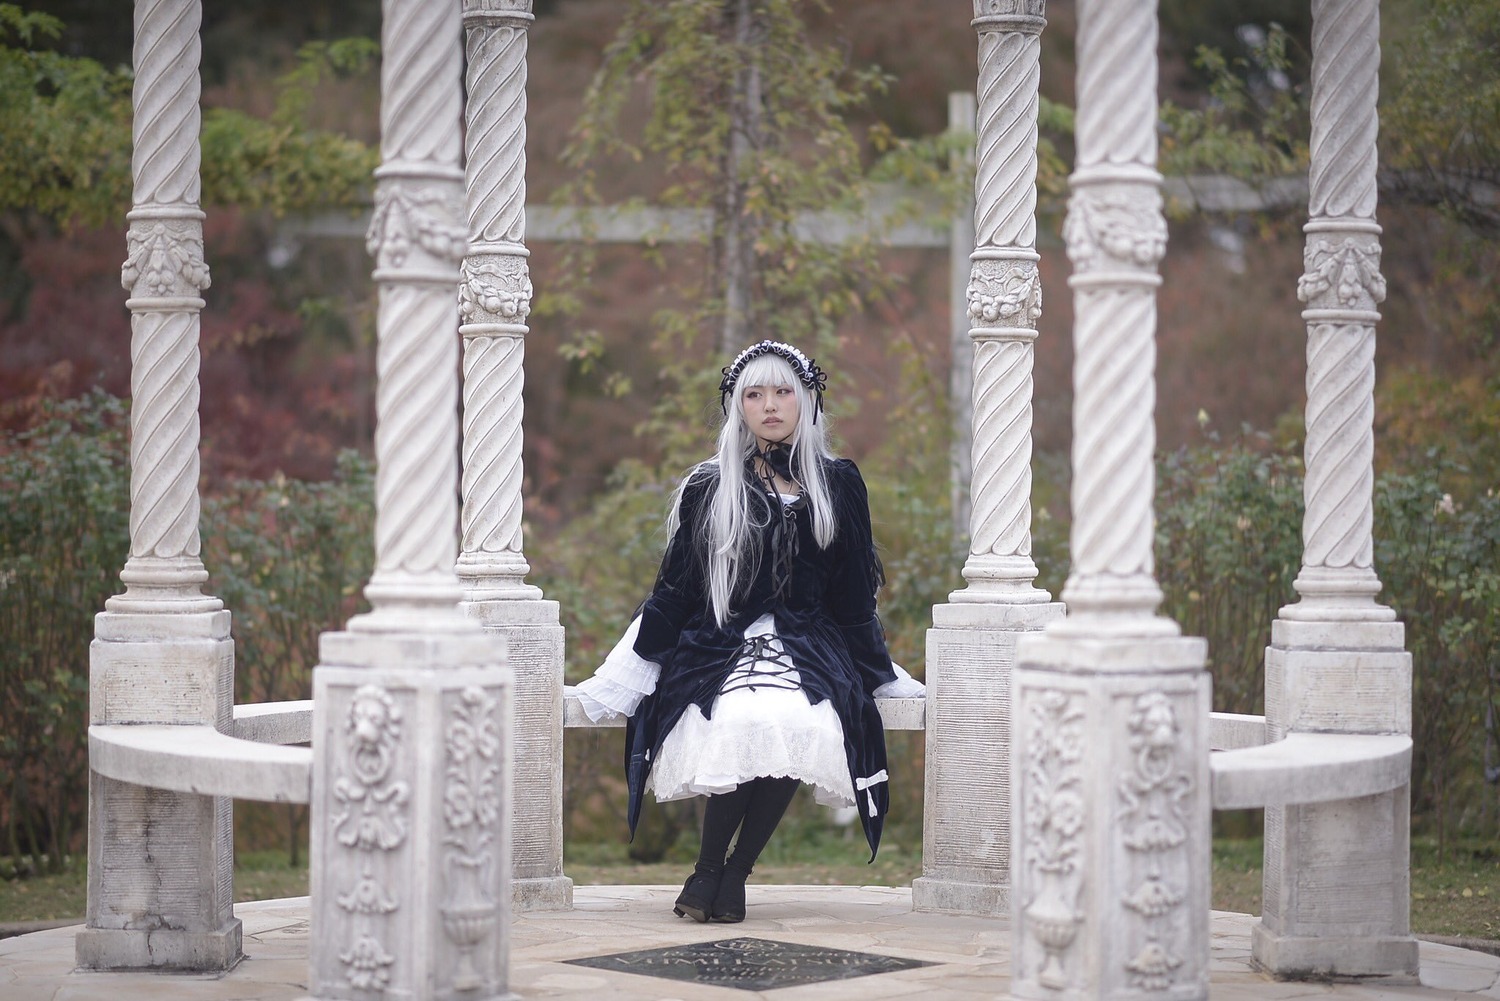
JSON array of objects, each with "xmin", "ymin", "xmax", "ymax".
[
  {"xmin": 1253, "ymin": 618, "xmax": 1418, "ymax": 980},
  {"xmin": 914, "ymin": 600, "xmax": 1063, "ymax": 914},
  {"xmin": 462, "ymin": 598, "xmax": 571, "ymax": 912},
  {"xmin": 77, "ymin": 608, "xmax": 240, "ymax": 971},
  {"xmin": 308, "ymin": 631, "xmax": 515, "ymax": 1001},
  {"xmin": 1012, "ymin": 631, "xmax": 1210, "ymax": 1001}
]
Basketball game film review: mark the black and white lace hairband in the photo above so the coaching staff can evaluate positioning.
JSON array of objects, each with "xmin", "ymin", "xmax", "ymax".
[{"xmin": 718, "ymin": 339, "xmax": 828, "ymax": 422}]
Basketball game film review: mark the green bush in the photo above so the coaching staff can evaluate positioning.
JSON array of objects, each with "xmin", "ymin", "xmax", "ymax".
[
  {"xmin": 1156, "ymin": 431, "xmax": 1304, "ymax": 715},
  {"xmin": 1376, "ymin": 463, "xmax": 1500, "ymax": 850},
  {"xmin": 1151, "ymin": 431, "xmax": 1499, "ymax": 845},
  {"xmin": 0, "ymin": 392, "xmax": 375, "ymax": 874},
  {"xmin": 0, "ymin": 391, "xmax": 128, "ymax": 871}
]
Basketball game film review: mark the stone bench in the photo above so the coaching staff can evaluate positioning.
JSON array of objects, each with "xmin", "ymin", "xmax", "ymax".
[
  {"xmin": 94, "ymin": 699, "xmax": 1403, "ymax": 816},
  {"xmin": 86, "ymin": 700, "xmax": 316, "ymax": 806}
]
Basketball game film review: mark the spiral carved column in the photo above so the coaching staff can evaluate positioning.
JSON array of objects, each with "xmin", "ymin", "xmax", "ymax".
[
  {"xmin": 310, "ymin": 0, "xmax": 513, "ymax": 996},
  {"xmin": 915, "ymin": 0, "xmax": 1065, "ymax": 918},
  {"xmin": 353, "ymin": 0, "xmax": 471, "ymax": 629},
  {"xmin": 113, "ymin": 0, "xmax": 218, "ymax": 614},
  {"xmin": 1255, "ymin": 0, "xmax": 1417, "ymax": 979},
  {"xmin": 1285, "ymin": 0, "xmax": 1388, "ymax": 620},
  {"xmin": 459, "ymin": 0, "xmax": 537, "ymax": 600},
  {"xmin": 458, "ymin": 0, "xmax": 571, "ymax": 915},
  {"xmin": 953, "ymin": 0, "xmax": 1051, "ymax": 604},
  {"xmin": 1013, "ymin": 1, "xmax": 1209, "ymax": 997},
  {"xmin": 78, "ymin": 0, "xmax": 240, "ymax": 972}
]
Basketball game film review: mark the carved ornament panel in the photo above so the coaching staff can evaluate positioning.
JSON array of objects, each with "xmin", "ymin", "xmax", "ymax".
[
  {"xmin": 1298, "ymin": 236, "xmax": 1385, "ymax": 310},
  {"xmin": 122, "ymin": 220, "xmax": 211, "ymax": 297},
  {"xmin": 330, "ymin": 684, "xmax": 409, "ymax": 994},
  {"xmin": 441, "ymin": 686, "xmax": 503, "ymax": 991},
  {"xmin": 972, "ymin": 0, "xmax": 1046, "ymax": 19},
  {"xmin": 1117, "ymin": 691, "xmax": 1193, "ymax": 992},
  {"xmin": 1021, "ymin": 688, "xmax": 1085, "ymax": 991},
  {"xmin": 460, "ymin": 256, "xmax": 533, "ymax": 323},
  {"xmin": 366, "ymin": 182, "xmax": 467, "ymax": 271},
  {"xmin": 967, "ymin": 259, "xmax": 1041, "ymax": 328},
  {"xmin": 1063, "ymin": 187, "xmax": 1167, "ymax": 272}
]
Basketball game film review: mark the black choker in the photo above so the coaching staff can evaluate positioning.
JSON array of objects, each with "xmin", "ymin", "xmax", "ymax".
[{"xmin": 754, "ymin": 442, "xmax": 799, "ymax": 486}]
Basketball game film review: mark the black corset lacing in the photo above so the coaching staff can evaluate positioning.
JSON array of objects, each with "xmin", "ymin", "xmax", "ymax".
[{"xmin": 719, "ymin": 443, "xmax": 805, "ymax": 693}]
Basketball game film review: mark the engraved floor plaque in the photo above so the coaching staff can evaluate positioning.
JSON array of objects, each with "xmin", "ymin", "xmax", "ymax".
[{"xmin": 565, "ymin": 936, "xmax": 931, "ymax": 991}]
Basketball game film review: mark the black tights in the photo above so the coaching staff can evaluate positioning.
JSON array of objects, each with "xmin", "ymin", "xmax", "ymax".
[{"xmin": 697, "ymin": 777, "xmax": 799, "ymax": 871}]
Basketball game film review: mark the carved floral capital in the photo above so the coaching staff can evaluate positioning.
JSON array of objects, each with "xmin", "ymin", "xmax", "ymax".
[
  {"xmin": 1063, "ymin": 187, "xmax": 1166, "ymax": 272},
  {"xmin": 1298, "ymin": 236, "xmax": 1385, "ymax": 310},
  {"xmin": 972, "ymin": 0, "xmax": 1046, "ymax": 22},
  {"xmin": 122, "ymin": 221, "xmax": 210, "ymax": 297},
  {"xmin": 367, "ymin": 182, "xmax": 468, "ymax": 271},
  {"xmin": 460, "ymin": 256, "xmax": 533, "ymax": 323},
  {"xmin": 464, "ymin": 0, "xmax": 533, "ymax": 13},
  {"xmin": 967, "ymin": 259, "xmax": 1042, "ymax": 328}
]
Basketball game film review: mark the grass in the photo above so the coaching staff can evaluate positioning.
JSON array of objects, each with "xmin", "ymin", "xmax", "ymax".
[{"xmin": 3, "ymin": 838, "xmax": 1496, "ymax": 943}]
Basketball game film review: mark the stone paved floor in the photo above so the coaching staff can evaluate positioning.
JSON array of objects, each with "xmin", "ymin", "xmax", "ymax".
[{"xmin": 2, "ymin": 886, "xmax": 1497, "ymax": 1000}]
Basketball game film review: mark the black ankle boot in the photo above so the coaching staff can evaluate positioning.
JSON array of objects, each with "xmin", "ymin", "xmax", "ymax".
[
  {"xmin": 673, "ymin": 862, "xmax": 723, "ymax": 923},
  {"xmin": 711, "ymin": 860, "xmax": 752, "ymax": 923}
]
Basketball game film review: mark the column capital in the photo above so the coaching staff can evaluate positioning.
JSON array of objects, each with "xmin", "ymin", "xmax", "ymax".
[
  {"xmin": 463, "ymin": 0, "xmax": 534, "ymax": 27},
  {"xmin": 367, "ymin": 169, "xmax": 468, "ymax": 284},
  {"xmin": 1063, "ymin": 178, "xmax": 1167, "ymax": 276},
  {"xmin": 1297, "ymin": 229, "xmax": 1385, "ymax": 312},
  {"xmin": 972, "ymin": 0, "xmax": 1046, "ymax": 32},
  {"xmin": 460, "ymin": 251, "xmax": 533, "ymax": 329},
  {"xmin": 966, "ymin": 255, "xmax": 1042, "ymax": 334},
  {"xmin": 123, "ymin": 214, "xmax": 210, "ymax": 299}
]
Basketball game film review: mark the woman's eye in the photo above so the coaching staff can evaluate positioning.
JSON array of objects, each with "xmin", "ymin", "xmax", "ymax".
[{"xmin": 777, "ymin": 387, "xmax": 793, "ymax": 395}]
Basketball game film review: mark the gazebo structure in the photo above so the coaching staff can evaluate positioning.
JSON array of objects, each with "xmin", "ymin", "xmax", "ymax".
[{"xmin": 78, "ymin": 0, "xmax": 1415, "ymax": 997}]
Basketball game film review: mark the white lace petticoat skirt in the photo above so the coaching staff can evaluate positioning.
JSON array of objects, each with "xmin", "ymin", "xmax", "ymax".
[{"xmin": 575, "ymin": 613, "xmax": 856, "ymax": 808}]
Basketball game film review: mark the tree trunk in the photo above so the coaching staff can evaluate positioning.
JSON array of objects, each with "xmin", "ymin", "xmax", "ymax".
[{"xmin": 718, "ymin": 0, "xmax": 762, "ymax": 356}]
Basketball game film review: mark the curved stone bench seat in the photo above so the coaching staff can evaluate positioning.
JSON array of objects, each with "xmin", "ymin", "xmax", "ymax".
[
  {"xmin": 89, "ymin": 724, "xmax": 313, "ymax": 804},
  {"xmin": 562, "ymin": 689, "xmax": 927, "ymax": 730},
  {"xmin": 1209, "ymin": 732, "xmax": 1412, "ymax": 810},
  {"xmin": 232, "ymin": 699, "xmax": 315, "ymax": 745},
  {"xmin": 1208, "ymin": 711, "xmax": 1268, "ymax": 751}
]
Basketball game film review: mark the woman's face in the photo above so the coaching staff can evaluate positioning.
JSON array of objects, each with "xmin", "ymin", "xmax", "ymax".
[{"xmin": 741, "ymin": 381, "xmax": 799, "ymax": 446}]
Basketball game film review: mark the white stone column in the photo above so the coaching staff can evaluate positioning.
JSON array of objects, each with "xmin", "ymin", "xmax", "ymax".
[
  {"xmin": 1011, "ymin": 1, "xmax": 1210, "ymax": 998},
  {"xmin": 76, "ymin": 0, "xmax": 240, "ymax": 972},
  {"xmin": 307, "ymin": 0, "xmax": 514, "ymax": 997},
  {"xmin": 1252, "ymin": 0, "xmax": 1418, "ymax": 980},
  {"xmin": 914, "ymin": 0, "xmax": 1065, "ymax": 917},
  {"xmin": 458, "ymin": 0, "xmax": 571, "ymax": 914}
]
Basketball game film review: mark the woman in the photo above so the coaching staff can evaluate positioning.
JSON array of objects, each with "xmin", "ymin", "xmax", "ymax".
[{"xmin": 574, "ymin": 339, "xmax": 921, "ymax": 923}]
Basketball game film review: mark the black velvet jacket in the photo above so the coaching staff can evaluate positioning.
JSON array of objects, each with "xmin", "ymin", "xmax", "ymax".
[{"xmin": 624, "ymin": 456, "xmax": 898, "ymax": 858}]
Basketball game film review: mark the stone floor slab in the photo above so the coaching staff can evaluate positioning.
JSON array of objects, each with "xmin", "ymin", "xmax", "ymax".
[{"xmin": 2, "ymin": 887, "xmax": 1498, "ymax": 1001}]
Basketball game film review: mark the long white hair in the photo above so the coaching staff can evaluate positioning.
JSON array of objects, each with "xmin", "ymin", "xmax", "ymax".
[{"xmin": 667, "ymin": 353, "xmax": 837, "ymax": 626}]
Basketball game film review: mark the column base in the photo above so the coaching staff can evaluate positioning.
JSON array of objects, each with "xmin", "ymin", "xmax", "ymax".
[
  {"xmin": 75, "ymin": 920, "xmax": 243, "ymax": 972},
  {"xmin": 1251, "ymin": 923, "xmax": 1419, "ymax": 982},
  {"xmin": 912, "ymin": 875, "xmax": 1009, "ymax": 916},
  {"xmin": 514, "ymin": 875, "xmax": 574, "ymax": 912}
]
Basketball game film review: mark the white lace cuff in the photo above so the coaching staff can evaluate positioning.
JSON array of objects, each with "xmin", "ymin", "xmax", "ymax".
[
  {"xmin": 872, "ymin": 662, "xmax": 925, "ymax": 698},
  {"xmin": 574, "ymin": 615, "xmax": 661, "ymax": 721}
]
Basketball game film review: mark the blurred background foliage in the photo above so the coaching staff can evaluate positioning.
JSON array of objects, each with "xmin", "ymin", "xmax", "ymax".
[{"xmin": 0, "ymin": 0, "xmax": 1496, "ymax": 880}]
